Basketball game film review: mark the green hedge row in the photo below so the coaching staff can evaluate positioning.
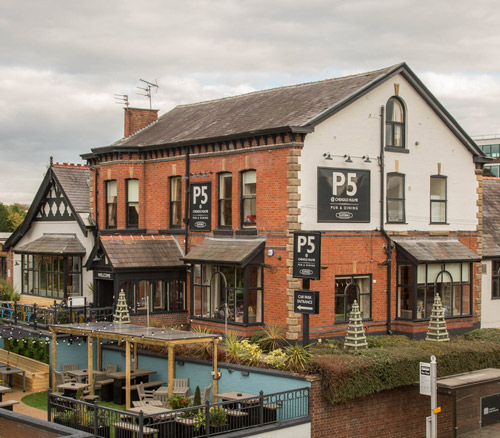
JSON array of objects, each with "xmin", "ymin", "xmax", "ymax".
[
  {"xmin": 4, "ymin": 337, "xmax": 49, "ymax": 364},
  {"xmin": 310, "ymin": 329, "xmax": 500, "ymax": 405}
]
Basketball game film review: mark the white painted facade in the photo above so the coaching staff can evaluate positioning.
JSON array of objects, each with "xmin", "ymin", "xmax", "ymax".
[
  {"xmin": 298, "ymin": 73, "xmax": 478, "ymax": 232},
  {"xmin": 480, "ymin": 260, "xmax": 500, "ymax": 328},
  {"xmin": 12, "ymin": 220, "xmax": 94, "ymax": 303}
]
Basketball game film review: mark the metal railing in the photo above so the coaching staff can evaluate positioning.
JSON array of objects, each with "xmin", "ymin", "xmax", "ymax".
[
  {"xmin": 48, "ymin": 387, "xmax": 310, "ymax": 437},
  {"xmin": 0, "ymin": 300, "xmax": 113, "ymax": 329}
]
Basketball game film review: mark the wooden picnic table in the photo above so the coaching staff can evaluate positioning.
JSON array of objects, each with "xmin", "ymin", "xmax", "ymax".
[
  {"xmin": 0, "ymin": 365, "xmax": 26, "ymax": 392},
  {"xmin": 57, "ymin": 382, "xmax": 90, "ymax": 398},
  {"xmin": 215, "ymin": 391, "xmax": 257, "ymax": 401},
  {"xmin": 108, "ymin": 368, "xmax": 157, "ymax": 405},
  {"xmin": 0, "ymin": 384, "xmax": 12, "ymax": 402},
  {"xmin": 66, "ymin": 368, "xmax": 108, "ymax": 383}
]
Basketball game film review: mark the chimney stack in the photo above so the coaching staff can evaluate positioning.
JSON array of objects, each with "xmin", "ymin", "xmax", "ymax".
[{"xmin": 124, "ymin": 107, "xmax": 159, "ymax": 138}]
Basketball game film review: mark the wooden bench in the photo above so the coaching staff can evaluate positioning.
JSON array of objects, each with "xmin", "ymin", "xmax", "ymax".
[
  {"xmin": 0, "ymin": 350, "xmax": 49, "ymax": 392},
  {"xmin": 112, "ymin": 421, "xmax": 157, "ymax": 437},
  {"xmin": 225, "ymin": 408, "xmax": 249, "ymax": 428},
  {"xmin": 0, "ymin": 400, "xmax": 19, "ymax": 411}
]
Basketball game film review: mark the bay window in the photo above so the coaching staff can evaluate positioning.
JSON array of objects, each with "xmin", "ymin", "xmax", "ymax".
[{"xmin": 120, "ymin": 279, "xmax": 186, "ymax": 313}]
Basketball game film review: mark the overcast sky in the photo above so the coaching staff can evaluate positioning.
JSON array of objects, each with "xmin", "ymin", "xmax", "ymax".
[{"xmin": 1, "ymin": 0, "xmax": 500, "ymax": 204}]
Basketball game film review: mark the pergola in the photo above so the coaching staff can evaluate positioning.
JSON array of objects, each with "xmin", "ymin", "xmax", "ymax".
[{"xmin": 49, "ymin": 322, "xmax": 219, "ymax": 409}]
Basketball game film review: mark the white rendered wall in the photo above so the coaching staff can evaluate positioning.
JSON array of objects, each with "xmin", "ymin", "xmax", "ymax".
[
  {"xmin": 481, "ymin": 260, "xmax": 500, "ymax": 328},
  {"xmin": 12, "ymin": 221, "xmax": 94, "ymax": 303},
  {"xmin": 299, "ymin": 73, "xmax": 478, "ymax": 232}
]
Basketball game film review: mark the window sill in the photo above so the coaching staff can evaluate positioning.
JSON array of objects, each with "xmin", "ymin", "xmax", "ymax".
[
  {"xmin": 386, "ymin": 221, "xmax": 407, "ymax": 225},
  {"xmin": 385, "ymin": 146, "xmax": 409, "ymax": 154},
  {"xmin": 236, "ymin": 229, "xmax": 258, "ymax": 236},
  {"xmin": 214, "ymin": 229, "xmax": 234, "ymax": 236},
  {"xmin": 429, "ymin": 222, "xmax": 449, "ymax": 225}
]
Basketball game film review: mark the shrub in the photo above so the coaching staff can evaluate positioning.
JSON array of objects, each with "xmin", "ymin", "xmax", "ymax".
[
  {"xmin": 265, "ymin": 348, "xmax": 287, "ymax": 370},
  {"xmin": 257, "ymin": 325, "xmax": 285, "ymax": 352},
  {"xmin": 168, "ymin": 394, "xmax": 191, "ymax": 409},
  {"xmin": 284, "ymin": 344, "xmax": 311, "ymax": 372},
  {"xmin": 193, "ymin": 385, "xmax": 201, "ymax": 407},
  {"xmin": 236, "ymin": 340, "xmax": 263, "ymax": 366},
  {"xmin": 250, "ymin": 331, "xmax": 267, "ymax": 345},
  {"xmin": 4, "ymin": 337, "xmax": 49, "ymax": 364}
]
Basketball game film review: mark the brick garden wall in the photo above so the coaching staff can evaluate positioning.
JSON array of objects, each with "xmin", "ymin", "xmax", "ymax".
[{"xmin": 309, "ymin": 380, "xmax": 454, "ymax": 438}]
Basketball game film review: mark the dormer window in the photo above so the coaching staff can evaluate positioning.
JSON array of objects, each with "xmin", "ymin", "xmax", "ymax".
[{"xmin": 385, "ymin": 97, "xmax": 406, "ymax": 150}]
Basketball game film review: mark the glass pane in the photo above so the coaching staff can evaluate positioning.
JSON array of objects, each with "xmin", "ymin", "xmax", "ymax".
[
  {"xmin": 127, "ymin": 180, "xmax": 139, "ymax": 202},
  {"xmin": 462, "ymin": 263, "xmax": 470, "ymax": 282},
  {"xmin": 390, "ymin": 99, "xmax": 404, "ymax": 122},
  {"xmin": 235, "ymin": 291, "xmax": 244, "ymax": 323},
  {"xmin": 385, "ymin": 125, "xmax": 393, "ymax": 147},
  {"xmin": 453, "ymin": 285, "xmax": 462, "ymax": 316},
  {"xmin": 417, "ymin": 264, "xmax": 426, "ymax": 284},
  {"xmin": 243, "ymin": 171, "xmax": 256, "ymax": 195},
  {"xmin": 220, "ymin": 199, "xmax": 232, "ymax": 226},
  {"xmin": 387, "ymin": 175, "xmax": 404, "ymax": 198},
  {"xmin": 248, "ymin": 289, "xmax": 261, "ymax": 323},
  {"xmin": 393, "ymin": 125, "xmax": 403, "ymax": 147},
  {"xmin": 335, "ymin": 294, "xmax": 345, "ymax": 322},
  {"xmin": 430, "ymin": 178, "xmax": 446, "ymax": 200},
  {"xmin": 483, "ymin": 145, "xmax": 491, "ymax": 155},
  {"xmin": 248, "ymin": 266, "xmax": 261, "ymax": 288},
  {"xmin": 445, "ymin": 263, "xmax": 461, "ymax": 282},
  {"xmin": 346, "ymin": 283, "xmax": 358, "ymax": 318},
  {"xmin": 194, "ymin": 286, "xmax": 202, "ymax": 317},
  {"xmin": 387, "ymin": 200, "xmax": 404, "ymax": 222},
  {"xmin": 399, "ymin": 265, "xmax": 412, "ymax": 284},
  {"xmin": 243, "ymin": 198, "xmax": 256, "ymax": 224},
  {"xmin": 435, "ymin": 271, "xmax": 452, "ymax": 317},
  {"xmin": 416, "ymin": 288, "xmax": 426, "ymax": 319},
  {"xmin": 168, "ymin": 280, "xmax": 185, "ymax": 312},
  {"xmin": 491, "ymin": 144, "xmax": 499, "ymax": 157},
  {"xmin": 153, "ymin": 281, "xmax": 163, "ymax": 310},
  {"xmin": 128, "ymin": 204, "xmax": 139, "ymax": 227},
  {"xmin": 431, "ymin": 202, "xmax": 446, "ymax": 223},
  {"xmin": 171, "ymin": 177, "xmax": 181, "ymax": 201},
  {"xmin": 107, "ymin": 204, "xmax": 117, "ymax": 227},
  {"xmin": 427, "ymin": 264, "xmax": 442, "ymax": 283},
  {"xmin": 107, "ymin": 181, "xmax": 117, "ymax": 201},
  {"xmin": 171, "ymin": 201, "xmax": 181, "ymax": 226},
  {"xmin": 359, "ymin": 293, "xmax": 370, "ymax": 319},
  {"xmin": 136, "ymin": 281, "xmax": 148, "ymax": 310},
  {"xmin": 492, "ymin": 166, "xmax": 500, "ymax": 177},
  {"xmin": 398, "ymin": 286, "xmax": 412, "ymax": 318},
  {"xmin": 219, "ymin": 174, "xmax": 232, "ymax": 199}
]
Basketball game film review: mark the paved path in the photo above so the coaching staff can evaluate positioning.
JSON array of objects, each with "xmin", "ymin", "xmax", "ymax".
[
  {"xmin": 4, "ymin": 387, "xmax": 47, "ymax": 420},
  {"xmin": 460, "ymin": 423, "xmax": 500, "ymax": 437}
]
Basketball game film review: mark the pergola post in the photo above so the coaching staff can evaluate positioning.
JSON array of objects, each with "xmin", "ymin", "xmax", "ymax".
[
  {"xmin": 97, "ymin": 339, "xmax": 102, "ymax": 371},
  {"xmin": 168, "ymin": 344, "xmax": 174, "ymax": 398},
  {"xmin": 133, "ymin": 343, "xmax": 138, "ymax": 371},
  {"xmin": 125, "ymin": 340, "xmax": 131, "ymax": 410},
  {"xmin": 213, "ymin": 339, "xmax": 218, "ymax": 402},
  {"xmin": 88, "ymin": 336, "xmax": 94, "ymax": 395},
  {"xmin": 51, "ymin": 330, "xmax": 57, "ymax": 392}
]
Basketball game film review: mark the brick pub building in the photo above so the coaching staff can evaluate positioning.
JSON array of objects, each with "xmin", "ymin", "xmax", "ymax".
[{"xmin": 82, "ymin": 63, "xmax": 486, "ymax": 340}]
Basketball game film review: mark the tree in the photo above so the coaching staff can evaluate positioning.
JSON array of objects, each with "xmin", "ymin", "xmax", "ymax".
[
  {"xmin": 0, "ymin": 202, "xmax": 28, "ymax": 232},
  {"xmin": 0, "ymin": 203, "xmax": 10, "ymax": 232}
]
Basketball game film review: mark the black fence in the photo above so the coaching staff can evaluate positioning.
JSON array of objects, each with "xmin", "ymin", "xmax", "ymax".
[
  {"xmin": 0, "ymin": 300, "xmax": 113, "ymax": 329},
  {"xmin": 48, "ymin": 387, "xmax": 310, "ymax": 437}
]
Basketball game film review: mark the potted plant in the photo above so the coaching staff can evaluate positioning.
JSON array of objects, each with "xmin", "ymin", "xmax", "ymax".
[{"xmin": 168, "ymin": 393, "xmax": 191, "ymax": 410}]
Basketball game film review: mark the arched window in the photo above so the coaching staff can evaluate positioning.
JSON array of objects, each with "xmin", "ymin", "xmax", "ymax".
[{"xmin": 386, "ymin": 97, "xmax": 405, "ymax": 149}]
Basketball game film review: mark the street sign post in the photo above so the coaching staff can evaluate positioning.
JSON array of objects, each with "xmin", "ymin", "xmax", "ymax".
[{"xmin": 421, "ymin": 356, "xmax": 438, "ymax": 438}]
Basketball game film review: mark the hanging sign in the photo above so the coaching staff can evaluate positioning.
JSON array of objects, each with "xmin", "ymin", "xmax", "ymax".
[
  {"xmin": 294, "ymin": 290, "xmax": 320, "ymax": 315},
  {"xmin": 190, "ymin": 182, "xmax": 211, "ymax": 231},
  {"xmin": 419, "ymin": 362, "xmax": 431, "ymax": 396},
  {"xmin": 317, "ymin": 167, "xmax": 370, "ymax": 222},
  {"xmin": 293, "ymin": 231, "xmax": 321, "ymax": 280}
]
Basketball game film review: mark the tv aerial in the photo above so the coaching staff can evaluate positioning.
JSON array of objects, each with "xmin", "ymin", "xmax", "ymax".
[
  {"xmin": 114, "ymin": 94, "xmax": 129, "ymax": 108},
  {"xmin": 137, "ymin": 78, "xmax": 159, "ymax": 109}
]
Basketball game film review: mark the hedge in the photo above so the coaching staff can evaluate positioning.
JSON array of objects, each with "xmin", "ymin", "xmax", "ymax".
[
  {"xmin": 310, "ymin": 329, "xmax": 500, "ymax": 404},
  {"xmin": 3, "ymin": 337, "xmax": 50, "ymax": 364}
]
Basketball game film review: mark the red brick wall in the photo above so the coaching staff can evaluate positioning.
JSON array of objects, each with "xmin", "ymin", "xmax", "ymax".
[
  {"xmin": 124, "ymin": 108, "xmax": 158, "ymax": 138},
  {"xmin": 309, "ymin": 380, "xmax": 453, "ymax": 438}
]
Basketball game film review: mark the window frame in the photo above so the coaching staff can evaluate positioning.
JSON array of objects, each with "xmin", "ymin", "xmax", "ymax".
[
  {"xmin": 385, "ymin": 96, "xmax": 406, "ymax": 151},
  {"xmin": 105, "ymin": 180, "xmax": 117, "ymax": 229},
  {"xmin": 169, "ymin": 176, "xmax": 182, "ymax": 228},
  {"xmin": 430, "ymin": 175, "xmax": 447, "ymax": 224},
  {"xmin": 190, "ymin": 263, "xmax": 263, "ymax": 326},
  {"xmin": 218, "ymin": 172, "xmax": 232, "ymax": 229},
  {"xmin": 240, "ymin": 170, "xmax": 256, "ymax": 228},
  {"xmin": 126, "ymin": 178, "xmax": 139, "ymax": 229},
  {"xmin": 386, "ymin": 172, "xmax": 406, "ymax": 224},
  {"xmin": 334, "ymin": 274, "xmax": 372, "ymax": 323}
]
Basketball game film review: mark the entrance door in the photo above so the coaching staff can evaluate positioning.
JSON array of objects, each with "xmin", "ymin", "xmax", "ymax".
[{"xmin": 96, "ymin": 279, "xmax": 114, "ymax": 308}]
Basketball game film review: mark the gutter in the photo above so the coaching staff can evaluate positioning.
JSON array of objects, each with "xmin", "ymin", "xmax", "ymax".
[
  {"xmin": 184, "ymin": 147, "xmax": 190, "ymax": 255},
  {"xmin": 379, "ymin": 105, "xmax": 394, "ymax": 334}
]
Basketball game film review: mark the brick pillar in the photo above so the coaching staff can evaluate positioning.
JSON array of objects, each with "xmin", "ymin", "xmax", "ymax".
[
  {"xmin": 124, "ymin": 108, "xmax": 159, "ymax": 138},
  {"xmin": 285, "ymin": 147, "xmax": 303, "ymax": 340}
]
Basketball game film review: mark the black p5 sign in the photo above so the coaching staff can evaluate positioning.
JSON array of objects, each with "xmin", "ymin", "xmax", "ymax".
[
  {"xmin": 293, "ymin": 231, "xmax": 321, "ymax": 280},
  {"xmin": 190, "ymin": 182, "xmax": 211, "ymax": 231}
]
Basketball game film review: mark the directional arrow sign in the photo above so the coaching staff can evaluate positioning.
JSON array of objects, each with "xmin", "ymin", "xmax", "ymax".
[{"xmin": 294, "ymin": 290, "xmax": 320, "ymax": 315}]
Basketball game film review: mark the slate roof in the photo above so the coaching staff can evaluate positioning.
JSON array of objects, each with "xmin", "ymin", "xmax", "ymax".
[
  {"xmin": 52, "ymin": 166, "xmax": 90, "ymax": 213},
  {"xmin": 101, "ymin": 237, "xmax": 184, "ymax": 269},
  {"xmin": 15, "ymin": 234, "xmax": 86, "ymax": 255},
  {"xmin": 182, "ymin": 238, "xmax": 265, "ymax": 266},
  {"xmin": 392, "ymin": 237, "xmax": 480, "ymax": 264},
  {"xmin": 482, "ymin": 178, "xmax": 500, "ymax": 257},
  {"xmin": 115, "ymin": 65, "xmax": 401, "ymax": 147}
]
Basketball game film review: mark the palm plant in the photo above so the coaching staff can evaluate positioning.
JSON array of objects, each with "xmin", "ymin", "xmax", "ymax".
[{"xmin": 258, "ymin": 324, "xmax": 285, "ymax": 352}]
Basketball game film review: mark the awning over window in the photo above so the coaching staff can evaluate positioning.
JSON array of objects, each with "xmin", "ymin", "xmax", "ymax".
[
  {"xmin": 100, "ymin": 237, "xmax": 184, "ymax": 269},
  {"xmin": 393, "ymin": 237, "xmax": 480, "ymax": 264},
  {"xmin": 15, "ymin": 234, "xmax": 85, "ymax": 255},
  {"xmin": 182, "ymin": 238, "xmax": 265, "ymax": 266}
]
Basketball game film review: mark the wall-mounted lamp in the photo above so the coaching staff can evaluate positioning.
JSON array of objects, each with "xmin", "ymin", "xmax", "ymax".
[
  {"xmin": 344, "ymin": 154, "xmax": 353, "ymax": 163},
  {"xmin": 241, "ymin": 371, "xmax": 250, "ymax": 377},
  {"xmin": 362, "ymin": 155, "xmax": 371, "ymax": 163},
  {"xmin": 267, "ymin": 249, "xmax": 274, "ymax": 257},
  {"xmin": 14, "ymin": 261, "xmax": 20, "ymax": 266},
  {"xmin": 322, "ymin": 152, "xmax": 333, "ymax": 160}
]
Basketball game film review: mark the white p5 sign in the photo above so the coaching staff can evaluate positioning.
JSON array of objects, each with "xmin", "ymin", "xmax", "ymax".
[
  {"xmin": 297, "ymin": 235, "xmax": 316, "ymax": 254},
  {"xmin": 192, "ymin": 185, "xmax": 208, "ymax": 205},
  {"xmin": 332, "ymin": 172, "xmax": 357, "ymax": 196}
]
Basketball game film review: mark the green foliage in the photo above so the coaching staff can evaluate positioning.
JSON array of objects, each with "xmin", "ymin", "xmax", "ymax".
[
  {"xmin": 224, "ymin": 332, "xmax": 241, "ymax": 363},
  {"xmin": 250, "ymin": 330, "xmax": 267, "ymax": 345},
  {"xmin": 265, "ymin": 348, "xmax": 287, "ymax": 370},
  {"xmin": 257, "ymin": 325, "xmax": 285, "ymax": 352},
  {"xmin": 193, "ymin": 405, "xmax": 227, "ymax": 430},
  {"xmin": 190, "ymin": 327, "xmax": 213, "ymax": 359},
  {"xmin": 0, "ymin": 202, "xmax": 27, "ymax": 232},
  {"xmin": 21, "ymin": 390, "xmax": 48, "ymax": 411},
  {"xmin": 313, "ymin": 330, "xmax": 500, "ymax": 405},
  {"xmin": 284, "ymin": 344, "xmax": 311, "ymax": 372},
  {"xmin": 4, "ymin": 337, "xmax": 49, "ymax": 364},
  {"xmin": 236, "ymin": 340, "xmax": 263, "ymax": 366},
  {"xmin": 193, "ymin": 385, "xmax": 201, "ymax": 407},
  {"xmin": 168, "ymin": 394, "xmax": 191, "ymax": 409},
  {"xmin": 0, "ymin": 279, "xmax": 19, "ymax": 301}
]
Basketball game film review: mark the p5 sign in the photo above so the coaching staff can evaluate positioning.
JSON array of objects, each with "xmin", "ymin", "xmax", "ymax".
[
  {"xmin": 190, "ymin": 182, "xmax": 211, "ymax": 231},
  {"xmin": 293, "ymin": 231, "xmax": 321, "ymax": 280}
]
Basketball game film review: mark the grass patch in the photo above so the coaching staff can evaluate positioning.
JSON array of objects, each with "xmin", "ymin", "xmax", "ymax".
[{"xmin": 22, "ymin": 391, "xmax": 125, "ymax": 411}]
